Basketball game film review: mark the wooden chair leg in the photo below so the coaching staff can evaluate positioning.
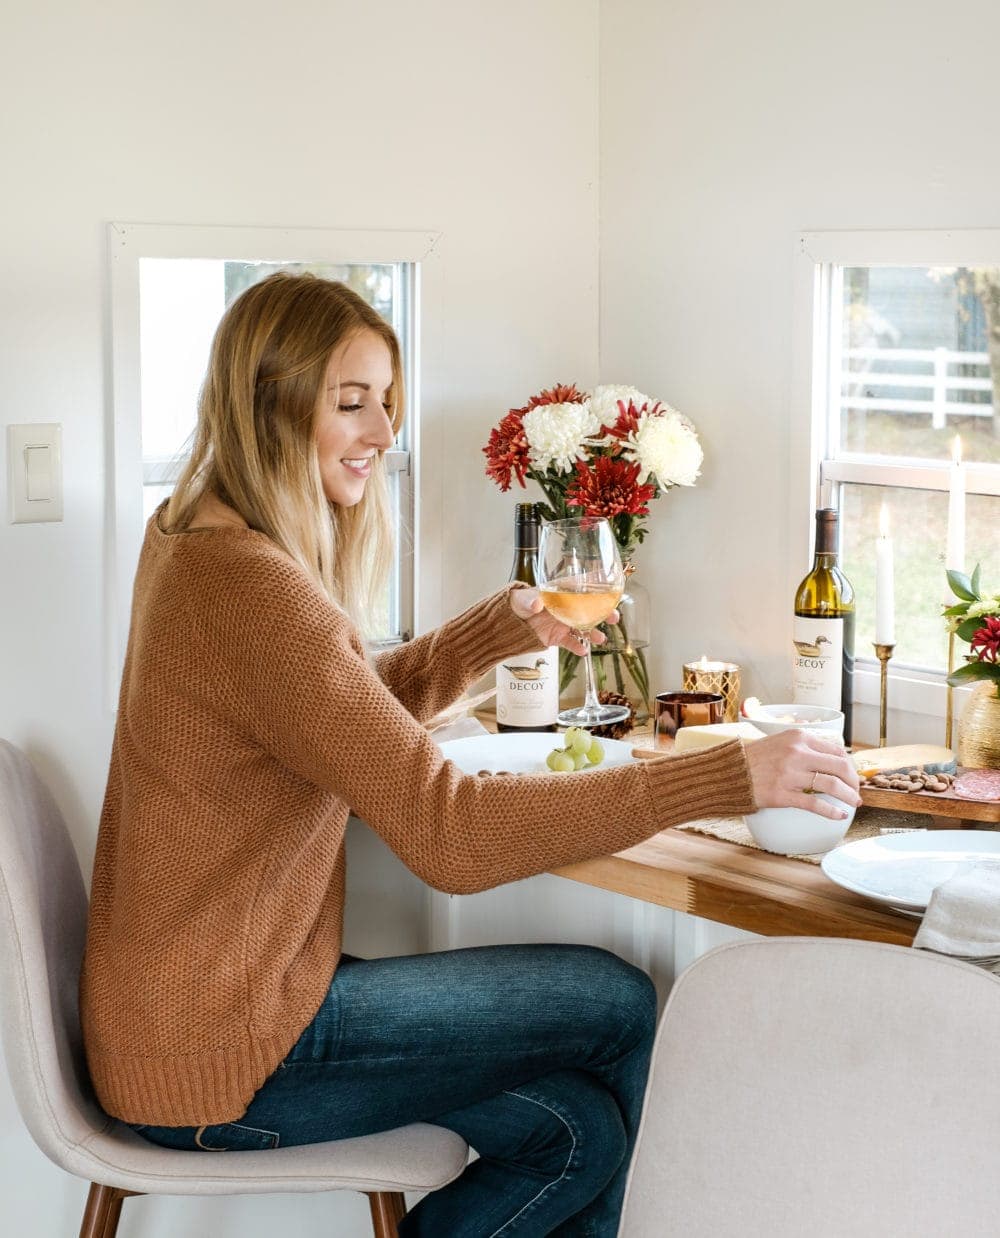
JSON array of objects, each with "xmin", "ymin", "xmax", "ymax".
[
  {"xmin": 367, "ymin": 1190, "xmax": 407, "ymax": 1237},
  {"xmin": 79, "ymin": 1183, "xmax": 140, "ymax": 1238}
]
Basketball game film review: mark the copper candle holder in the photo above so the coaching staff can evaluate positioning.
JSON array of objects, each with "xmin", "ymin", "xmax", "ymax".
[
  {"xmin": 682, "ymin": 659, "xmax": 741, "ymax": 722},
  {"xmin": 873, "ymin": 642, "xmax": 895, "ymax": 748}
]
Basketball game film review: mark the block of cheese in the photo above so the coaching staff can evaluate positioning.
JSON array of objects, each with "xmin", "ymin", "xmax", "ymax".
[
  {"xmin": 852, "ymin": 744, "xmax": 957, "ymax": 777},
  {"xmin": 673, "ymin": 721, "xmax": 766, "ymax": 752}
]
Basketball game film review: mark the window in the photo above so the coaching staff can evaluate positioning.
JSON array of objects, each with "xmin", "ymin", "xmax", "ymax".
[
  {"xmin": 109, "ymin": 225, "xmax": 439, "ymax": 694},
  {"xmin": 797, "ymin": 232, "xmax": 1000, "ymax": 717}
]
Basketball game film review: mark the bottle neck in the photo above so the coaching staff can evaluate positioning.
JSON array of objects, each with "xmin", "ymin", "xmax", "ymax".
[{"xmin": 813, "ymin": 509, "xmax": 839, "ymax": 562}]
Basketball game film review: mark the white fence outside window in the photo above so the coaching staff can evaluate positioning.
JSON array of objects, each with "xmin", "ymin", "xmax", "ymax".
[{"xmin": 843, "ymin": 346, "xmax": 993, "ymax": 428}]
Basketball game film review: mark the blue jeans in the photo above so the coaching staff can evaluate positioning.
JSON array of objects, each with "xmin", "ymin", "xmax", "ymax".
[{"xmin": 133, "ymin": 944, "xmax": 656, "ymax": 1236}]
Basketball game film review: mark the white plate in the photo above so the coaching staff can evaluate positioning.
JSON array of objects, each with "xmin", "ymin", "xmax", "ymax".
[
  {"xmin": 821, "ymin": 830, "xmax": 1000, "ymax": 912},
  {"xmin": 438, "ymin": 732, "xmax": 636, "ymax": 775}
]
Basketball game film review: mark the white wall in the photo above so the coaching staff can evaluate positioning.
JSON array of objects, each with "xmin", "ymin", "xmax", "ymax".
[
  {"xmin": 599, "ymin": 0, "xmax": 1000, "ymax": 742},
  {"xmin": 0, "ymin": 2, "xmax": 599, "ymax": 1234}
]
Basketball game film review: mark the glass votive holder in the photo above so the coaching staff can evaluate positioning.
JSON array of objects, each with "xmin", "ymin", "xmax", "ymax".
[
  {"xmin": 653, "ymin": 691, "xmax": 725, "ymax": 748},
  {"xmin": 681, "ymin": 659, "xmax": 741, "ymax": 722}
]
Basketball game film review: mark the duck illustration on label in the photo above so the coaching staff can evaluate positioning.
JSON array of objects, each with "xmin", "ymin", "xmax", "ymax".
[{"xmin": 502, "ymin": 657, "xmax": 549, "ymax": 681}]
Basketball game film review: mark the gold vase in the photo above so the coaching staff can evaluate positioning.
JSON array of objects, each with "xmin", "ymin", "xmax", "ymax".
[{"xmin": 957, "ymin": 681, "xmax": 1000, "ymax": 770}]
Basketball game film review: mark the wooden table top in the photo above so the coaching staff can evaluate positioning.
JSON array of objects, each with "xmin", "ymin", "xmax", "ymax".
[
  {"xmin": 552, "ymin": 827, "xmax": 919, "ymax": 946},
  {"xmin": 548, "ymin": 723, "xmax": 993, "ymax": 944}
]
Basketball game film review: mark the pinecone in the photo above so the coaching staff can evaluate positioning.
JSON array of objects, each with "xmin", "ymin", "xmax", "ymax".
[{"xmin": 593, "ymin": 692, "xmax": 636, "ymax": 740}]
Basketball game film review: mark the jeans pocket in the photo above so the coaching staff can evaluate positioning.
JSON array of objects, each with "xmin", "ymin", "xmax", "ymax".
[{"xmin": 194, "ymin": 1121, "xmax": 280, "ymax": 1151}]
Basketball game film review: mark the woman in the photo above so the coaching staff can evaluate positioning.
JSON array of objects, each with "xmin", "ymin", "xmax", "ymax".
[{"xmin": 81, "ymin": 273, "xmax": 859, "ymax": 1236}]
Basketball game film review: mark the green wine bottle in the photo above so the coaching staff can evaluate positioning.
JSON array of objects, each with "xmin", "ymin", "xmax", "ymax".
[
  {"xmin": 792, "ymin": 508, "xmax": 855, "ymax": 745},
  {"xmin": 496, "ymin": 503, "xmax": 558, "ymax": 733}
]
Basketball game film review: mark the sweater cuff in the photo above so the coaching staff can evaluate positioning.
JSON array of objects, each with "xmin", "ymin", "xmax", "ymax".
[
  {"xmin": 640, "ymin": 740, "xmax": 756, "ymax": 827},
  {"xmin": 440, "ymin": 584, "xmax": 544, "ymax": 681}
]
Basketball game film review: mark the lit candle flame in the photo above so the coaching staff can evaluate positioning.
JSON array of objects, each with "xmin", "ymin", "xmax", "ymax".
[
  {"xmin": 879, "ymin": 502, "xmax": 890, "ymax": 539},
  {"xmin": 952, "ymin": 434, "xmax": 963, "ymax": 465}
]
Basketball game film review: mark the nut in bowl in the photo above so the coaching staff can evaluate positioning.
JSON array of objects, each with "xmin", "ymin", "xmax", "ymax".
[
  {"xmin": 745, "ymin": 794, "xmax": 856, "ymax": 857},
  {"xmin": 744, "ymin": 703, "xmax": 845, "ymax": 739}
]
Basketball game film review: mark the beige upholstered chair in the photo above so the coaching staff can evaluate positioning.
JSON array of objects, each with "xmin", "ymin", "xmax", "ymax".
[
  {"xmin": 0, "ymin": 740, "xmax": 468, "ymax": 1238},
  {"xmin": 619, "ymin": 935, "xmax": 1000, "ymax": 1237}
]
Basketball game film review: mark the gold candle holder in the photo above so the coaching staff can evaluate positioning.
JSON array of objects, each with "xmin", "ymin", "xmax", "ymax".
[
  {"xmin": 873, "ymin": 642, "xmax": 895, "ymax": 748},
  {"xmin": 945, "ymin": 628, "xmax": 955, "ymax": 750},
  {"xmin": 682, "ymin": 658, "xmax": 741, "ymax": 722}
]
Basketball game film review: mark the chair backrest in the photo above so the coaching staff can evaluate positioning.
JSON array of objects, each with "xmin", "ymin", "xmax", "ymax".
[
  {"xmin": 0, "ymin": 740, "xmax": 108, "ymax": 1166},
  {"xmin": 620, "ymin": 936, "xmax": 1000, "ymax": 1238}
]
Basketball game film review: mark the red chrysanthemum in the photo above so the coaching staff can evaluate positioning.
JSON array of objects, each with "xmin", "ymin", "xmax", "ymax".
[
  {"xmin": 483, "ymin": 409, "xmax": 531, "ymax": 492},
  {"xmin": 525, "ymin": 383, "xmax": 587, "ymax": 411},
  {"xmin": 565, "ymin": 457, "xmax": 656, "ymax": 519},
  {"xmin": 599, "ymin": 398, "xmax": 661, "ymax": 448},
  {"xmin": 970, "ymin": 616, "xmax": 1000, "ymax": 663}
]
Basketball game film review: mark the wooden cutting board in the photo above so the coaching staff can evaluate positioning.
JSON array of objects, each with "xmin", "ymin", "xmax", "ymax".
[{"xmin": 860, "ymin": 771, "xmax": 1000, "ymax": 825}]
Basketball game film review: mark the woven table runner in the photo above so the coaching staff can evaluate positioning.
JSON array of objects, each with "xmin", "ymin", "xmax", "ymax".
[{"xmin": 675, "ymin": 807, "xmax": 930, "ymax": 865}]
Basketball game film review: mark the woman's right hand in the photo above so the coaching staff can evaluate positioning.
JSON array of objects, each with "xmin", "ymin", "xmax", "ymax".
[{"xmin": 744, "ymin": 730, "xmax": 862, "ymax": 820}]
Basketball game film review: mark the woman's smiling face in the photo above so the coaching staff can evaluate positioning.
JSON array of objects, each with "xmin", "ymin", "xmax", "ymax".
[{"xmin": 315, "ymin": 329, "xmax": 395, "ymax": 506}]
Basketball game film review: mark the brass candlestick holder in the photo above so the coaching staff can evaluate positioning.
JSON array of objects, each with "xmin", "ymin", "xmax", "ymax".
[
  {"xmin": 945, "ymin": 629, "xmax": 955, "ymax": 749},
  {"xmin": 873, "ymin": 642, "xmax": 895, "ymax": 748}
]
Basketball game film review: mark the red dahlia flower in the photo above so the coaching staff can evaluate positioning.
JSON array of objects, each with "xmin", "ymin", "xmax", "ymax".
[
  {"xmin": 483, "ymin": 410, "xmax": 530, "ymax": 492},
  {"xmin": 566, "ymin": 457, "xmax": 656, "ymax": 519},
  {"xmin": 970, "ymin": 616, "xmax": 1000, "ymax": 663},
  {"xmin": 525, "ymin": 383, "xmax": 587, "ymax": 410}
]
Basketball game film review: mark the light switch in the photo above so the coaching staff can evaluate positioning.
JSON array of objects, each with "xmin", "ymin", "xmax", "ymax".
[
  {"xmin": 25, "ymin": 445, "xmax": 53, "ymax": 501},
  {"xmin": 8, "ymin": 423, "xmax": 63, "ymax": 523}
]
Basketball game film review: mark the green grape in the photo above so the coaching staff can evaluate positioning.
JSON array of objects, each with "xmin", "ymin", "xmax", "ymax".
[
  {"xmin": 572, "ymin": 751, "xmax": 588, "ymax": 770},
  {"xmin": 546, "ymin": 749, "xmax": 562, "ymax": 772},
  {"xmin": 568, "ymin": 729, "xmax": 590, "ymax": 756},
  {"xmin": 551, "ymin": 750, "xmax": 575, "ymax": 773},
  {"xmin": 587, "ymin": 739, "xmax": 604, "ymax": 766}
]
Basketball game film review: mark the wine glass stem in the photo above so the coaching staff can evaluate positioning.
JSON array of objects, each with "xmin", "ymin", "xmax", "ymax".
[{"xmin": 579, "ymin": 632, "xmax": 602, "ymax": 715}]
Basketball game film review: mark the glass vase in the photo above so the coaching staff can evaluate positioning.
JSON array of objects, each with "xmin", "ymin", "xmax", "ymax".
[
  {"xmin": 558, "ymin": 574, "xmax": 652, "ymax": 723},
  {"xmin": 957, "ymin": 681, "xmax": 1000, "ymax": 771}
]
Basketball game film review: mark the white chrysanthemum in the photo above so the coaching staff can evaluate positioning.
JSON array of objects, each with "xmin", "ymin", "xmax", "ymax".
[
  {"xmin": 523, "ymin": 401, "xmax": 601, "ymax": 473},
  {"xmin": 622, "ymin": 408, "xmax": 703, "ymax": 487},
  {"xmin": 589, "ymin": 384, "xmax": 652, "ymax": 429},
  {"xmin": 966, "ymin": 597, "xmax": 1000, "ymax": 620}
]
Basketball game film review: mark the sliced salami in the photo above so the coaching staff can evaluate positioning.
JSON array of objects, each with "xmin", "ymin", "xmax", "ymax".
[{"xmin": 953, "ymin": 769, "xmax": 1000, "ymax": 802}]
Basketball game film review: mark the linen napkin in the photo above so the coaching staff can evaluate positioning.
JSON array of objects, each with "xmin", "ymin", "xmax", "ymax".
[{"xmin": 913, "ymin": 862, "xmax": 1000, "ymax": 973}]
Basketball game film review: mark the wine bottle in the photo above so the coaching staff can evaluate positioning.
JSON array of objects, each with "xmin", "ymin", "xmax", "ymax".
[
  {"xmin": 496, "ymin": 503, "xmax": 559, "ymax": 733},
  {"xmin": 792, "ymin": 508, "xmax": 856, "ymax": 745}
]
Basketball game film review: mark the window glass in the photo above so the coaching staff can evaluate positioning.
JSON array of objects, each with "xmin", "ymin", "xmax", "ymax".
[
  {"xmin": 840, "ymin": 483, "xmax": 1000, "ymax": 671},
  {"xmin": 136, "ymin": 259, "xmax": 409, "ymax": 642},
  {"xmin": 821, "ymin": 259, "xmax": 1000, "ymax": 676},
  {"xmin": 840, "ymin": 266, "xmax": 1000, "ymax": 464}
]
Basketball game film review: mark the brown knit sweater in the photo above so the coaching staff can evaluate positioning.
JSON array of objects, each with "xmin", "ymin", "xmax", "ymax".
[{"xmin": 80, "ymin": 513, "xmax": 756, "ymax": 1126}]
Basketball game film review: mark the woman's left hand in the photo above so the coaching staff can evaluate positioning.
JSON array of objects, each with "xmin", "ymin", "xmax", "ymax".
[{"xmin": 509, "ymin": 587, "xmax": 617, "ymax": 656}]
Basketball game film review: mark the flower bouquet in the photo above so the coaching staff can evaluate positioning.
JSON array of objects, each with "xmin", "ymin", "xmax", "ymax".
[
  {"xmin": 483, "ymin": 383, "xmax": 703, "ymax": 714},
  {"xmin": 944, "ymin": 565, "xmax": 1000, "ymax": 693}
]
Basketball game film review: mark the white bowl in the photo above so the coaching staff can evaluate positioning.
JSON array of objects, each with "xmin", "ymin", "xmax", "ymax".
[
  {"xmin": 746, "ymin": 703, "xmax": 845, "ymax": 739},
  {"xmin": 745, "ymin": 794, "xmax": 856, "ymax": 856}
]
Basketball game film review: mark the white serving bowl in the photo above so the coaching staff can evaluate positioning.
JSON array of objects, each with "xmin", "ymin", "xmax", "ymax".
[
  {"xmin": 746, "ymin": 703, "xmax": 845, "ymax": 739},
  {"xmin": 745, "ymin": 794, "xmax": 856, "ymax": 856}
]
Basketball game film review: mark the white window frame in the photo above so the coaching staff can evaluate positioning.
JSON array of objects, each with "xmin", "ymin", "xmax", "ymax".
[
  {"xmin": 107, "ymin": 223, "xmax": 440, "ymax": 705},
  {"xmin": 792, "ymin": 229, "xmax": 1000, "ymax": 723}
]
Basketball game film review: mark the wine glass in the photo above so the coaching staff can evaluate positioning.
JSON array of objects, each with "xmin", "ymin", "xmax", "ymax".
[{"xmin": 537, "ymin": 516, "xmax": 629, "ymax": 728}]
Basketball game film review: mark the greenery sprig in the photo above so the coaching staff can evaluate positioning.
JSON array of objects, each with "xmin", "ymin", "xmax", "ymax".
[{"xmin": 943, "ymin": 564, "xmax": 1000, "ymax": 692}]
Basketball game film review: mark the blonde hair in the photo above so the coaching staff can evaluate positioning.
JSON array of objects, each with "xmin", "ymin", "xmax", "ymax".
[{"xmin": 164, "ymin": 273, "xmax": 404, "ymax": 632}]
